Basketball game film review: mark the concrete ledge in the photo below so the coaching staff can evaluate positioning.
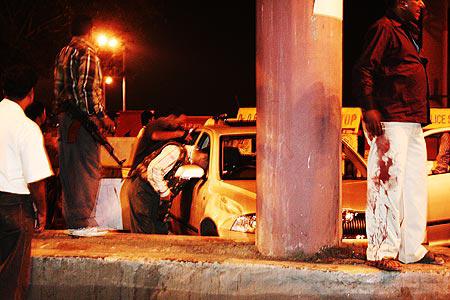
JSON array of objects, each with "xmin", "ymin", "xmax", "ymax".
[{"xmin": 29, "ymin": 231, "xmax": 450, "ymax": 299}]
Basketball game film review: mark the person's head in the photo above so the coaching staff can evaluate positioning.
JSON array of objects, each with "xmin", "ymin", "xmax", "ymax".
[
  {"xmin": 71, "ymin": 14, "xmax": 93, "ymax": 37},
  {"xmin": 25, "ymin": 101, "xmax": 47, "ymax": 127},
  {"xmin": 141, "ymin": 109, "xmax": 155, "ymax": 126},
  {"xmin": 1, "ymin": 64, "xmax": 38, "ymax": 108},
  {"xmin": 388, "ymin": 0, "xmax": 426, "ymax": 22},
  {"xmin": 187, "ymin": 146, "xmax": 209, "ymax": 170}
]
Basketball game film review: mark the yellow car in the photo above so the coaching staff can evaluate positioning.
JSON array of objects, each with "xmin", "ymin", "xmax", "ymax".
[
  {"xmin": 170, "ymin": 120, "xmax": 450, "ymax": 245},
  {"xmin": 169, "ymin": 120, "xmax": 256, "ymax": 240}
]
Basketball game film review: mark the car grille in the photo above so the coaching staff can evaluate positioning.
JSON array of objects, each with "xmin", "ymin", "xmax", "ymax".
[{"xmin": 342, "ymin": 212, "xmax": 366, "ymax": 239}]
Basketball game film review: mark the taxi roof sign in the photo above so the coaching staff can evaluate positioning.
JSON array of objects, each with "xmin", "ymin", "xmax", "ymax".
[{"xmin": 236, "ymin": 108, "xmax": 256, "ymax": 121}]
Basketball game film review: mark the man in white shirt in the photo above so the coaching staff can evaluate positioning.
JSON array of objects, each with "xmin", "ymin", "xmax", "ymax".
[
  {"xmin": 0, "ymin": 65, "xmax": 53, "ymax": 299},
  {"xmin": 128, "ymin": 139, "xmax": 208, "ymax": 234}
]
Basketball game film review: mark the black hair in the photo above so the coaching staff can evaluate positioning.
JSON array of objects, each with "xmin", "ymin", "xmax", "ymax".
[
  {"xmin": 71, "ymin": 14, "xmax": 93, "ymax": 37},
  {"xmin": 1, "ymin": 64, "xmax": 38, "ymax": 100},
  {"xmin": 141, "ymin": 109, "xmax": 155, "ymax": 126},
  {"xmin": 25, "ymin": 101, "xmax": 46, "ymax": 122}
]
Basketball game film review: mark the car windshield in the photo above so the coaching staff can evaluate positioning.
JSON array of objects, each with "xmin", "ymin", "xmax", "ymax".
[{"xmin": 220, "ymin": 134, "xmax": 256, "ymax": 180}]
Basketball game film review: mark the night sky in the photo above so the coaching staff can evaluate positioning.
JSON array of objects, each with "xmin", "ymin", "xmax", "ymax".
[
  {"xmin": 0, "ymin": 1, "xmax": 391, "ymax": 117},
  {"xmin": 106, "ymin": 1, "xmax": 256, "ymax": 116}
]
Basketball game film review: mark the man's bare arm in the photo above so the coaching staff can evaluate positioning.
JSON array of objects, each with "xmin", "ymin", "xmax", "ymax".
[{"xmin": 28, "ymin": 179, "xmax": 47, "ymax": 233}]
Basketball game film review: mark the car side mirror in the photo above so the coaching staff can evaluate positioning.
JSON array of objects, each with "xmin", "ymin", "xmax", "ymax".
[{"xmin": 175, "ymin": 164, "xmax": 205, "ymax": 179}]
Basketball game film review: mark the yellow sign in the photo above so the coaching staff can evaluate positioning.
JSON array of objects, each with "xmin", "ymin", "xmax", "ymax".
[
  {"xmin": 237, "ymin": 107, "xmax": 257, "ymax": 121},
  {"xmin": 341, "ymin": 107, "xmax": 362, "ymax": 134},
  {"xmin": 234, "ymin": 107, "xmax": 362, "ymax": 134},
  {"xmin": 425, "ymin": 108, "xmax": 450, "ymax": 129}
]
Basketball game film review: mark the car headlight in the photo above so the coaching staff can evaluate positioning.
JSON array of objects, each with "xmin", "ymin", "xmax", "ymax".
[
  {"xmin": 231, "ymin": 213, "xmax": 256, "ymax": 234},
  {"xmin": 342, "ymin": 209, "xmax": 367, "ymax": 239},
  {"xmin": 342, "ymin": 210, "xmax": 358, "ymax": 223}
]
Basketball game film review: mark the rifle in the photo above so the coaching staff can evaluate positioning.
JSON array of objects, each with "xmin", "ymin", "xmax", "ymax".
[
  {"xmin": 156, "ymin": 154, "xmax": 189, "ymax": 224},
  {"xmin": 61, "ymin": 101, "xmax": 125, "ymax": 167}
]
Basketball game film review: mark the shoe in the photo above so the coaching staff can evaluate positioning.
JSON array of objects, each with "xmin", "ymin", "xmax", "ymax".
[
  {"xmin": 67, "ymin": 227, "xmax": 108, "ymax": 237},
  {"xmin": 367, "ymin": 257, "xmax": 402, "ymax": 272},
  {"xmin": 417, "ymin": 251, "xmax": 445, "ymax": 265}
]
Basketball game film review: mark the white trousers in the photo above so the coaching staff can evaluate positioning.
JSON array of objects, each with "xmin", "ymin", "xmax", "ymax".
[{"xmin": 365, "ymin": 122, "xmax": 428, "ymax": 263}]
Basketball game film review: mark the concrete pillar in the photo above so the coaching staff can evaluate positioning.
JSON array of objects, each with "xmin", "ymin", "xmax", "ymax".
[{"xmin": 256, "ymin": 0, "xmax": 342, "ymax": 257}]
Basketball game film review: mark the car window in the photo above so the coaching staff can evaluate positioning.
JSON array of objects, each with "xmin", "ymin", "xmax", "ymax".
[
  {"xmin": 342, "ymin": 152, "xmax": 366, "ymax": 180},
  {"xmin": 194, "ymin": 132, "xmax": 211, "ymax": 176},
  {"xmin": 425, "ymin": 133, "xmax": 444, "ymax": 161},
  {"xmin": 186, "ymin": 130, "xmax": 201, "ymax": 146},
  {"xmin": 220, "ymin": 134, "xmax": 256, "ymax": 180},
  {"xmin": 197, "ymin": 132, "xmax": 210, "ymax": 154},
  {"xmin": 425, "ymin": 131, "xmax": 450, "ymax": 174},
  {"xmin": 342, "ymin": 141, "xmax": 367, "ymax": 180}
]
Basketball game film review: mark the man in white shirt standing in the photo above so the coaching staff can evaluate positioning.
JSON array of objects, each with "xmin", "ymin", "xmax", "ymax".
[{"xmin": 0, "ymin": 65, "xmax": 53, "ymax": 299}]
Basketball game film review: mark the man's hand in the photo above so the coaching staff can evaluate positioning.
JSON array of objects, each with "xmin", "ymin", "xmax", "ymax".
[
  {"xmin": 160, "ymin": 191, "xmax": 174, "ymax": 202},
  {"xmin": 35, "ymin": 212, "xmax": 46, "ymax": 234},
  {"xmin": 363, "ymin": 109, "xmax": 383, "ymax": 137},
  {"xmin": 100, "ymin": 116, "xmax": 116, "ymax": 134},
  {"xmin": 181, "ymin": 124, "xmax": 199, "ymax": 143},
  {"xmin": 28, "ymin": 179, "xmax": 47, "ymax": 234}
]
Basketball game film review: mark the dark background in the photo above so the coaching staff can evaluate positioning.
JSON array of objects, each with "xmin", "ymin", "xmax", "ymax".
[{"xmin": 0, "ymin": 1, "xmax": 398, "ymax": 117}]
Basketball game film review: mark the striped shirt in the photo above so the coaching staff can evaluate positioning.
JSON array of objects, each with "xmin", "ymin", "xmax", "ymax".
[
  {"xmin": 147, "ymin": 144, "xmax": 186, "ymax": 197},
  {"xmin": 54, "ymin": 36, "xmax": 104, "ymax": 116}
]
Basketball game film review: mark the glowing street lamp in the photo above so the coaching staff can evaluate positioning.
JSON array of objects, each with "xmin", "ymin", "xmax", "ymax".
[
  {"xmin": 95, "ymin": 32, "xmax": 127, "ymax": 111},
  {"xmin": 96, "ymin": 34, "xmax": 108, "ymax": 47},
  {"xmin": 108, "ymin": 38, "xmax": 119, "ymax": 49},
  {"xmin": 104, "ymin": 76, "xmax": 113, "ymax": 85}
]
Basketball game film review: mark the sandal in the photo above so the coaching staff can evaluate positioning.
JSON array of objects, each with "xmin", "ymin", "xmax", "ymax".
[
  {"xmin": 417, "ymin": 251, "xmax": 445, "ymax": 265},
  {"xmin": 367, "ymin": 257, "xmax": 402, "ymax": 272}
]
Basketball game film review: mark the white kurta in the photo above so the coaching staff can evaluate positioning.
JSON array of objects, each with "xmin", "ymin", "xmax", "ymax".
[{"xmin": 365, "ymin": 122, "xmax": 428, "ymax": 263}]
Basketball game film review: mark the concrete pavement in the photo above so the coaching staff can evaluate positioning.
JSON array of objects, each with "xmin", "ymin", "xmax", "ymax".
[{"xmin": 29, "ymin": 231, "xmax": 450, "ymax": 299}]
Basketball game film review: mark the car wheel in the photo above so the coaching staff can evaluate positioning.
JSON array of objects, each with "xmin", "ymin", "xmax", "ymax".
[{"xmin": 200, "ymin": 219, "xmax": 219, "ymax": 236}]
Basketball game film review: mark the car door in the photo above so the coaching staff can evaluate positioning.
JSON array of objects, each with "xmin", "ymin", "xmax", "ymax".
[
  {"xmin": 341, "ymin": 140, "xmax": 367, "ymax": 212},
  {"xmin": 169, "ymin": 131, "xmax": 211, "ymax": 234},
  {"xmin": 424, "ymin": 130, "xmax": 450, "ymax": 223},
  {"xmin": 188, "ymin": 131, "xmax": 213, "ymax": 231}
]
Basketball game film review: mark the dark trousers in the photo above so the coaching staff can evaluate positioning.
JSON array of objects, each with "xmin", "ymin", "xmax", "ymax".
[
  {"xmin": 0, "ymin": 192, "xmax": 34, "ymax": 300},
  {"xmin": 126, "ymin": 177, "xmax": 168, "ymax": 234},
  {"xmin": 58, "ymin": 113, "xmax": 100, "ymax": 228}
]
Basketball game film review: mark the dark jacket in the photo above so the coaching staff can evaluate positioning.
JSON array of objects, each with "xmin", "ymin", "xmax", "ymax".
[{"xmin": 353, "ymin": 11, "xmax": 429, "ymax": 124}]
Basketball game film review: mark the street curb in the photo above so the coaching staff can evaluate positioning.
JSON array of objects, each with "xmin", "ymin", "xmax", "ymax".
[{"xmin": 30, "ymin": 255, "xmax": 450, "ymax": 299}]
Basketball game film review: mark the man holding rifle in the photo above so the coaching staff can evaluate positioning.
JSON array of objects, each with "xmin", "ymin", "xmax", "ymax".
[{"xmin": 54, "ymin": 14, "xmax": 115, "ymax": 230}]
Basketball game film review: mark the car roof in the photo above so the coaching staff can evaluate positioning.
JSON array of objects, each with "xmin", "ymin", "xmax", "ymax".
[
  {"xmin": 423, "ymin": 127, "xmax": 450, "ymax": 137},
  {"xmin": 202, "ymin": 124, "xmax": 256, "ymax": 135}
]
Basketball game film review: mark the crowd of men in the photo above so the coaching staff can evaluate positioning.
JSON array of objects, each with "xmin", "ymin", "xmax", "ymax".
[{"xmin": 0, "ymin": 14, "xmax": 207, "ymax": 299}]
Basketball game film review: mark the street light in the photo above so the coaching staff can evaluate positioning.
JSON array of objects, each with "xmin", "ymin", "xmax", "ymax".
[
  {"xmin": 96, "ymin": 34, "xmax": 108, "ymax": 47},
  {"xmin": 104, "ymin": 76, "xmax": 113, "ymax": 85},
  {"xmin": 95, "ymin": 32, "xmax": 127, "ymax": 112},
  {"xmin": 102, "ymin": 76, "xmax": 114, "ymax": 108},
  {"xmin": 108, "ymin": 38, "xmax": 119, "ymax": 49}
]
